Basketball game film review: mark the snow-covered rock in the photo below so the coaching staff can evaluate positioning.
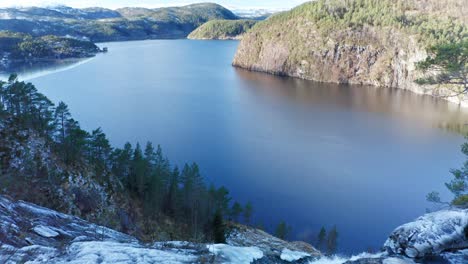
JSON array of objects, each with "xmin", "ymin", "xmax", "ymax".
[
  {"xmin": 227, "ymin": 223, "xmax": 321, "ymax": 262},
  {"xmin": 0, "ymin": 195, "xmax": 321, "ymax": 263},
  {"xmin": 280, "ymin": 248, "xmax": 311, "ymax": 262},
  {"xmin": 33, "ymin": 225, "xmax": 60, "ymax": 238},
  {"xmin": 384, "ymin": 209, "xmax": 468, "ymax": 258},
  {"xmin": 208, "ymin": 244, "xmax": 263, "ymax": 264}
]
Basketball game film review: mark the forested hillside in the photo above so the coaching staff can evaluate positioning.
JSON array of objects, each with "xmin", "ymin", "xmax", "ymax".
[
  {"xmin": 188, "ymin": 19, "xmax": 257, "ymax": 40},
  {"xmin": 0, "ymin": 3, "xmax": 238, "ymax": 42},
  {"xmin": 0, "ymin": 75, "xmax": 250, "ymax": 243},
  {"xmin": 0, "ymin": 31, "xmax": 101, "ymax": 68},
  {"xmin": 233, "ymin": 0, "xmax": 468, "ymax": 105}
]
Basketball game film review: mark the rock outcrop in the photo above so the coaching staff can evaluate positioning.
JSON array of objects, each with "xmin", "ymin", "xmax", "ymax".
[
  {"xmin": 1, "ymin": 194, "xmax": 467, "ymax": 263},
  {"xmin": 233, "ymin": 0, "xmax": 468, "ymax": 106},
  {"xmin": 344, "ymin": 208, "xmax": 468, "ymax": 264},
  {"xmin": 384, "ymin": 209, "xmax": 468, "ymax": 258},
  {"xmin": 0, "ymin": 195, "xmax": 320, "ymax": 263}
]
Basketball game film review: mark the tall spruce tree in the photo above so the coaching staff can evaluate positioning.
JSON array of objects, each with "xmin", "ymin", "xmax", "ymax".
[{"xmin": 317, "ymin": 227, "xmax": 327, "ymax": 251}]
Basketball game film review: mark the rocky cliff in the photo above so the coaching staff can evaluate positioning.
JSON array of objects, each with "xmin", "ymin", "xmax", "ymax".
[{"xmin": 233, "ymin": 0, "xmax": 468, "ymax": 106}]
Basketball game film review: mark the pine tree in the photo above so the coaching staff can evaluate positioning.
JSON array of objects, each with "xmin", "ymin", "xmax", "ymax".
[
  {"xmin": 129, "ymin": 143, "xmax": 146, "ymax": 198},
  {"xmin": 54, "ymin": 101, "xmax": 71, "ymax": 143},
  {"xmin": 243, "ymin": 202, "xmax": 253, "ymax": 224},
  {"xmin": 275, "ymin": 220, "xmax": 291, "ymax": 240},
  {"xmin": 213, "ymin": 209, "xmax": 226, "ymax": 243},
  {"xmin": 164, "ymin": 166, "xmax": 180, "ymax": 218},
  {"xmin": 317, "ymin": 227, "xmax": 327, "ymax": 251},
  {"xmin": 89, "ymin": 128, "xmax": 111, "ymax": 179},
  {"xmin": 230, "ymin": 202, "xmax": 243, "ymax": 221},
  {"xmin": 111, "ymin": 143, "xmax": 133, "ymax": 185},
  {"xmin": 326, "ymin": 225, "xmax": 338, "ymax": 255}
]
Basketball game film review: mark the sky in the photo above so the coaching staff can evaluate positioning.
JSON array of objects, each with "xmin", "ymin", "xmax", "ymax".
[{"xmin": 0, "ymin": 0, "xmax": 309, "ymax": 10}]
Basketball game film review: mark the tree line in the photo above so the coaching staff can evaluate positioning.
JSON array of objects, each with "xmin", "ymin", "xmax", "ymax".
[{"xmin": 0, "ymin": 74, "xmax": 254, "ymax": 242}]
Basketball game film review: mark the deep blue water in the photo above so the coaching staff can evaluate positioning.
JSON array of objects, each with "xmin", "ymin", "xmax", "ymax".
[{"xmin": 3, "ymin": 39, "xmax": 468, "ymax": 254}]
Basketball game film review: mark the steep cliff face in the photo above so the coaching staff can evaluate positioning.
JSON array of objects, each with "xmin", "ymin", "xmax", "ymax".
[{"xmin": 233, "ymin": 0, "xmax": 467, "ymax": 105}]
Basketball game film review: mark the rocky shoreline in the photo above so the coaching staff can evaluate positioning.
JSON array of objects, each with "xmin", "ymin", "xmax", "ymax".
[
  {"xmin": 0, "ymin": 195, "xmax": 466, "ymax": 263},
  {"xmin": 232, "ymin": 0, "xmax": 468, "ymax": 107}
]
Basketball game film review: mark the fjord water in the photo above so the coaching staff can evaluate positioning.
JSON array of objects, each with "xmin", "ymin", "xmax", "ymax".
[{"xmin": 7, "ymin": 40, "xmax": 468, "ymax": 254}]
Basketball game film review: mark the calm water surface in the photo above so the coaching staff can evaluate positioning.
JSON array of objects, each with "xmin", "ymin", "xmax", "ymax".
[{"xmin": 3, "ymin": 40, "xmax": 468, "ymax": 254}]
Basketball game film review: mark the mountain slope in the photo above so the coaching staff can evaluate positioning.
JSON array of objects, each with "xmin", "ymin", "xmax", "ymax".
[
  {"xmin": 0, "ymin": 3, "xmax": 238, "ymax": 42},
  {"xmin": 188, "ymin": 19, "xmax": 257, "ymax": 40},
  {"xmin": 233, "ymin": 0, "xmax": 468, "ymax": 105}
]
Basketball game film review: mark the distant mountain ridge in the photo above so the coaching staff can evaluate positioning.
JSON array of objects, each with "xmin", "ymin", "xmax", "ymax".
[{"xmin": 0, "ymin": 3, "xmax": 238, "ymax": 42}]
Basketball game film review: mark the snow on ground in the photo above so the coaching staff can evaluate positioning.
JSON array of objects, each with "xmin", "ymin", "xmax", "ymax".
[
  {"xmin": 441, "ymin": 249, "xmax": 468, "ymax": 264},
  {"xmin": 281, "ymin": 248, "xmax": 311, "ymax": 262},
  {"xmin": 54, "ymin": 241, "xmax": 198, "ymax": 264},
  {"xmin": 33, "ymin": 225, "xmax": 60, "ymax": 238},
  {"xmin": 208, "ymin": 244, "xmax": 263, "ymax": 264},
  {"xmin": 384, "ymin": 209, "xmax": 468, "ymax": 258},
  {"xmin": 307, "ymin": 252, "xmax": 388, "ymax": 264},
  {"xmin": 382, "ymin": 258, "xmax": 415, "ymax": 264}
]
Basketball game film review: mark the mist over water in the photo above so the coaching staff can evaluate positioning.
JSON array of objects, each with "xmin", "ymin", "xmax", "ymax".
[{"xmin": 4, "ymin": 39, "xmax": 467, "ymax": 254}]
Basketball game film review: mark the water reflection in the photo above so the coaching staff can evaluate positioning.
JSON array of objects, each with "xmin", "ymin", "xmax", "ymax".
[
  {"xmin": 236, "ymin": 69, "xmax": 468, "ymax": 135},
  {"xmin": 13, "ymin": 39, "xmax": 468, "ymax": 254}
]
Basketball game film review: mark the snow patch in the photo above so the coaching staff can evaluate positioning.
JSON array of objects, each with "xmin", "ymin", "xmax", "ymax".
[
  {"xmin": 308, "ymin": 252, "xmax": 385, "ymax": 264},
  {"xmin": 383, "ymin": 257, "xmax": 415, "ymax": 264},
  {"xmin": 208, "ymin": 244, "xmax": 263, "ymax": 264},
  {"xmin": 384, "ymin": 209, "xmax": 468, "ymax": 257},
  {"xmin": 281, "ymin": 248, "xmax": 311, "ymax": 262},
  {"xmin": 33, "ymin": 225, "xmax": 59, "ymax": 238},
  {"xmin": 307, "ymin": 255, "xmax": 349, "ymax": 264},
  {"xmin": 56, "ymin": 241, "xmax": 197, "ymax": 263},
  {"xmin": 17, "ymin": 201, "xmax": 68, "ymax": 219}
]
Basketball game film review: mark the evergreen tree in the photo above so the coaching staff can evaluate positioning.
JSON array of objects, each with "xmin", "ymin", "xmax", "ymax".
[
  {"xmin": 445, "ymin": 141, "xmax": 468, "ymax": 206},
  {"xmin": 0, "ymin": 75, "xmax": 242, "ymax": 243},
  {"xmin": 230, "ymin": 202, "xmax": 243, "ymax": 221},
  {"xmin": 111, "ymin": 143, "xmax": 133, "ymax": 185},
  {"xmin": 326, "ymin": 226, "xmax": 338, "ymax": 255},
  {"xmin": 416, "ymin": 40, "xmax": 468, "ymax": 95},
  {"xmin": 243, "ymin": 202, "xmax": 253, "ymax": 224},
  {"xmin": 317, "ymin": 227, "xmax": 327, "ymax": 251},
  {"xmin": 54, "ymin": 101, "xmax": 71, "ymax": 143},
  {"xmin": 275, "ymin": 220, "xmax": 292, "ymax": 240},
  {"xmin": 88, "ymin": 128, "xmax": 111, "ymax": 179},
  {"xmin": 129, "ymin": 143, "xmax": 146, "ymax": 198},
  {"xmin": 212, "ymin": 209, "xmax": 226, "ymax": 243},
  {"xmin": 164, "ymin": 166, "xmax": 180, "ymax": 218},
  {"xmin": 63, "ymin": 119, "xmax": 89, "ymax": 165}
]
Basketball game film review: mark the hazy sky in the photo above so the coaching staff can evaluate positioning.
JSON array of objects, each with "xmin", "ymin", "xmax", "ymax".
[{"xmin": 0, "ymin": 0, "xmax": 309, "ymax": 10}]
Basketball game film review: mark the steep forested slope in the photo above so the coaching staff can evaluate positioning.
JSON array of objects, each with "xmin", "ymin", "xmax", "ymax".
[
  {"xmin": 233, "ymin": 0, "xmax": 467, "ymax": 105},
  {"xmin": 188, "ymin": 19, "xmax": 257, "ymax": 40},
  {"xmin": 0, "ymin": 75, "xmax": 244, "ymax": 243}
]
